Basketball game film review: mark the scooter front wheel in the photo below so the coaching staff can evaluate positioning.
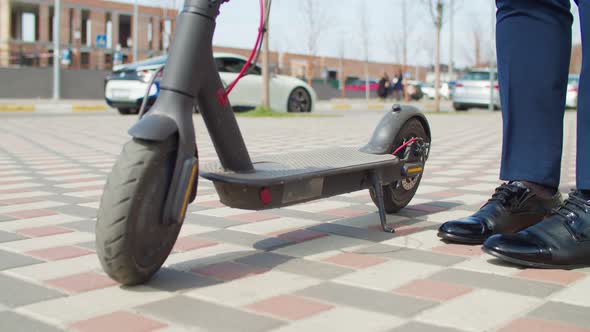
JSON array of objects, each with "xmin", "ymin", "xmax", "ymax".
[{"xmin": 96, "ymin": 137, "xmax": 183, "ymax": 285}]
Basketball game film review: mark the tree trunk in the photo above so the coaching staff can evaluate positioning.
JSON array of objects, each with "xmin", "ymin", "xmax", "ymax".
[
  {"xmin": 434, "ymin": 1, "xmax": 442, "ymax": 113},
  {"xmin": 261, "ymin": 0, "xmax": 271, "ymax": 109}
]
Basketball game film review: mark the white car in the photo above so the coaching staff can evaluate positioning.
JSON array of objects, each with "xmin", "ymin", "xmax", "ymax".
[
  {"xmin": 105, "ymin": 53, "xmax": 317, "ymax": 115},
  {"xmin": 453, "ymin": 70, "xmax": 501, "ymax": 111},
  {"xmin": 566, "ymin": 74, "xmax": 579, "ymax": 109},
  {"xmin": 420, "ymin": 82, "xmax": 450, "ymax": 100}
]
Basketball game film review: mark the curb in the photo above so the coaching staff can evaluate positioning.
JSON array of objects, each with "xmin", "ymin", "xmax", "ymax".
[
  {"xmin": 327, "ymin": 103, "xmax": 388, "ymax": 111},
  {"xmin": 0, "ymin": 104, "xmax": 109, "ymax": 114}
]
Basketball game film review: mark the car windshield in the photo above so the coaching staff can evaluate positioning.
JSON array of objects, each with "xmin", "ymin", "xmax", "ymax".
[{"xmin": 461, "ymin": 71, "xmax": 497, "ymax": 81}]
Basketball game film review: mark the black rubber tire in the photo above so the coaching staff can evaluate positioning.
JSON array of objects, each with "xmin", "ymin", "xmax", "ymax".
[
  {"xmin": 287, "ymin": 87, "xmax": 312, "ymax": 113},
  {"xmin": 118, "ymin": 108, "xmax": 132, "ymax": 115},
  {"xmin": 370, "ymin": 118, "xmax": 428, "ymax": 213},
  {"xmin": 96, "ymin": 137, "xmax": 183, "ymax": 286},
  {"xmin": 453, "ymin": 103, "xmax": 467, "ymax": 111}
]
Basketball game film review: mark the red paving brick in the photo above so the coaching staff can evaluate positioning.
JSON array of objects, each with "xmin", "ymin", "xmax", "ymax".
[
  {"xmin": 0, "ymin": 197, "xmax": 46, "ymax": 205},
  {"xmin": 27, "ymin": 246, "xmax": 93, "ymax": 261},
  {"xmin": 514, "ymin": 269, "xmax": 587, "ymax": 286},
  {"xmin": 45, "ymin": 272, "xmax": 117, "ymax": 294},
  {"xmin": 393, "ymin": 279, "xmax": 473, "ymax": 302},
  {"xmin": 245, "ymin": 295, "xmax": 333, "ymax": 320},
  {"xmin": 5, "ymin": 209, "xmax": 58, "ymax": 219},
  {"xmin": 192, "ymin": 261, "xmax": 269, "ymax": 281},
  {"xmin": 227, "ymin": 212, "xmax": 281, "ymax": 223},
  {"xmin": 70, "ymin": 311, "xmax": 167, "ymax": 332},
  {"xmin": 0, "ymin": 188, "xmax": 32, "ymax": 194},
  {"xmin": 321, "ymin": 208, "xmax": 370, "ymax": 218},
  {"xmin": 276, "ymin": 229, "xmax": 328, "ymax": 243},
  {"xmin": 323, "ymin": 252, "xmax": 388, "ymax": 269},
  {"xmin": 16, "ymin": 225, "xmax": 73, "ymax": 238},
  {"xmin": 431, "ymin": 243, "xmax": 484, "ymax": 257},
  {"xmin": 498, "ymin": 318, "xmax": 590, "ymax": 332},
  {"xmin": 173, "ymin": 237, "xmax": 218, "ymax": 253}
]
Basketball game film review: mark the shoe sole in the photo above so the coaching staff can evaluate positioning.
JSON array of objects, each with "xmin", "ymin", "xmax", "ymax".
[
  {"xmin": 437, "ymin": 231, "xmax": 485, "ymax": 245},
  {"xmin": 482, "ymin": 246, "xmax": 587, "ymax": 270}
]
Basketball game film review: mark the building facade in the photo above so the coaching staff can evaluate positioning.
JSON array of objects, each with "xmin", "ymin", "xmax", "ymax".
[{"xmin": 0, "ymin": 0, "xmax": 177, "ymax": 69}]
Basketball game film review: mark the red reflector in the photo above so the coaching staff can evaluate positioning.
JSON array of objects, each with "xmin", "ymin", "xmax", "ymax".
[{"xmin": 260, "ymin": 188, "xmax": 271, "ymax": 205}]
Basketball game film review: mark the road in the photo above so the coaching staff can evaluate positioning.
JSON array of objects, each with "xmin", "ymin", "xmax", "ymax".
[{"xmin": 0, "ymin": 110, "xmax": 586, "ymax": 332}]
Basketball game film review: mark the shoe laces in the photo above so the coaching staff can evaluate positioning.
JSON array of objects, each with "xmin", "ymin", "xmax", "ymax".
[
  {"xmin": 553, "ymin": 191, "xmax": 590, "ymax": 222},
  {"xmin": 488, "ymin": 183, "xmax": 526, "ymax": 207}
]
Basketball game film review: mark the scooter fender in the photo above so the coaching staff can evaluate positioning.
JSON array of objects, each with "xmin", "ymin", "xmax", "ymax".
[
  {"xmin": 360, "ymin": 105, "xmax": 431, "ymax": 155},
  {"xmin": 128, "ymin": 113, "xmax": 178, "ymax": 141}
]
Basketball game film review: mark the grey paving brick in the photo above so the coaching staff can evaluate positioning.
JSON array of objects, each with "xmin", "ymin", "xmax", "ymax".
[
  {"xmin": 137, "ymin": 295, "xmax": 284, "ymax": 332},
  {"xmin": 200, "ymin": 230, "xmax": 293, "ymax": 251},
  {"xmin": 390, "ymin": 321, "xmax": 467, "ymax": 332},
  {"xmin": 0, "ymin": 274, "xmax": 64, "ymax": 308},
  {"xmin": 274, "ymin": 234, "xmax": 373, "ymax": 258},
  {"xmin": 185, "ymin": 214, "xmax": 244, "ymax": 229},
  {"xmin": 76, "ymin": 241, "xmax": 96, "ymax": 251},
  {"xmin": 528, "ymin": 301, "xmax": 590, "ymax": 328},
  {"xmin": 357, "ymin": 244, "xmax": 467, "ymax": 266},
  {"xmin": 296, "ymin": 282, "xmax": 437, "ymax": 317},
  {"xmin": 308, "ymin": 223, "xmax": 396, "ymax": 242},
  {"xmin": 0, "ymin": 311, "xmax": 63, "ymax": 332},
  {"xmin": 147, "ymin": 268, "xmax": 221, "ymax": 292},
  {"xmin": 0, "ymin": 215, "xmax": 17, "ymax": 222},
  {"xmin": 429, "ymin": 268, "xmax": 562, "ymax": 298},
  {"xmin": 235, "ymin": 252, "xmax": 354, "ymax": 280},
  {"xmin": 268, "ymin": 208, "xmax": 337, "ymax": 222},
  {"xmin": 60, "ymin": 219, "xmax": 96, "ymax": 233},
  {"xmin": 0, "ymin": 230, "xmax": 26, "ymax": 243},
  {"xmin": 51, "ymin": 205, "xmax": 97, "ymax": 218},
  {"xmin": 0, "ymin": 249, "xmax": 43, "ymax": 270}
]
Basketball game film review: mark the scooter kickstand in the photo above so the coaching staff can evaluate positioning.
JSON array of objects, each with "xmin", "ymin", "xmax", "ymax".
[{"xmin": 370, "ymin": 172, "xmax": 395, "ymax": 233}]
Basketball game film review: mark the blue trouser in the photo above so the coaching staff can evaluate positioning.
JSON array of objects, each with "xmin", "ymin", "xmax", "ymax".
[{"xmin": 497, "ymin": 0, "xmax": 590, "ymax": 190}]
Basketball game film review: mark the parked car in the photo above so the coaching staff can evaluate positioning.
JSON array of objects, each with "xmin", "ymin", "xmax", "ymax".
[
  {"xmin": 105, "ymin": 53, "xmax": 317, "ymax": 115},
  {"xmin": 452, "ymin": 69, "xmax": 501, "ymax": 111},
  {"xmin": 406, "ymin": 80, "xmax": 425, "ymax": 101},
  {"xmin": 420, "ymin": 81, "xmax": 451, "ymax": 100},
  {"xmin": 566, "ymin": 74, "xmax": 579, "ymax": 109},
  {"xmin": 345, "ymin": 79, "xmax": 379, "ymax": 92}
]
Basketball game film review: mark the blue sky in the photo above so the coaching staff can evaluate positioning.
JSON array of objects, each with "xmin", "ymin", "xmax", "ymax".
[{"xmin": 120, "ymin": 0, "xmax": 582, "ymax": 68}]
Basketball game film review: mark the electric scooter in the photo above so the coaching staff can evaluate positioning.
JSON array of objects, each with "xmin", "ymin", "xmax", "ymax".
[{"xmin": 96, "ymin": 0, "xmax": 431, "ymax": 286}]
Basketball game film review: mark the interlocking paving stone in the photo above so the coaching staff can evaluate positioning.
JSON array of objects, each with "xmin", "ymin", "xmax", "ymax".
[
  {"xmin": 0, "ymin": 311, "xmax": 63, "ymax": 332},
  {"xmin": 59, "ymin": 220, "xmax": 96, "ymax": 233},
  {"xmin": 137, "ymin": 295, "xmax": 284, "ymax": 332},
  {"xmin": 145, "ymin": 268, "xmax": 222, "ymax": 293},
  {"xmin": 0, "ymin": 230, "xmax": 26, "ymax": 243},
  {"xmin": 296, "ymin": 282, "xmax": 437, "ymax": 317},
  {"xmin": 308, "ymin": 223, "xmax": 396, "ymax": 242},
  {"xmin": 50, "ymin": 205, "xmax": 98, "ymax": 218},
  {"xmin": 356, "ymin": 244, "xmax": 467, "ymax": 266},
  {"xmin": 0, "ymin": 249, "xmax": 43, "ymax": 270},
  {"xmin": 185, "ymin": 214, "xmax": 248, "ymax": 229},
  {"xmin": 273, "ymin": 234, "xmax": 373, "ymax": 258},
  {"xmin": 528, "ymin": 301, "xmax": 590, "ymax": 328},
  {"xmin": 429, "ymin": 268, "xmax": 562, "ymax": 298},
  {"xmin": 551, "ymin": 275, "xmax": 590, "ymax": 307},
  {"xmin": 390, "ymin": 321, "xmax": 468, "ymax": 332},
  {"xmin": 498, "ymin": 318, "xmax": 590, "ymax": 332},
  {"xmin": 0, "ymin": 274, "xmax": 65, "ymax": 308},
  {"xmin": 69, "ymin": 311, "xmax": 168, "ymax": 332},
  {"xmin": 199, "ymin": 229, "xmax": 292, "ymax": 251}
]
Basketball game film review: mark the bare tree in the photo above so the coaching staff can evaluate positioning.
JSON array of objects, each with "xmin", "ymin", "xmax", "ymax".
[
  {"xmin": 358, "ymin": 0, "xmax": 371, "ymax": 103},
  {"xmin": 299, "ymin": 0, "xmax": 330, "ymax": 85}
]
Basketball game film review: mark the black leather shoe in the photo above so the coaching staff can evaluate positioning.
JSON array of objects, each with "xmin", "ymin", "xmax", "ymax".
[
  {"xmin": 483, "ymin": 190, "xmax": 590, "ymax": 269},
  {"xmin": 437, "ymin": 182, "xmax": 562, "ymax": 244}
]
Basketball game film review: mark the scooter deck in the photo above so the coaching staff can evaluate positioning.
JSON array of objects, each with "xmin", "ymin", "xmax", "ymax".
[{"xmin": 200, "ymin": 147, "xmax": 400, "ymax": 210}]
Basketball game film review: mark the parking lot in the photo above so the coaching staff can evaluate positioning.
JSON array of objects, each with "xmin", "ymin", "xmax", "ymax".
[{"xmin": 0, "ymin": 110, "xmax": 587, "ymax": 332}]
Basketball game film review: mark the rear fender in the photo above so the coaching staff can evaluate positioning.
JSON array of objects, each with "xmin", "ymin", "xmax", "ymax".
[{"xmin": 361, "ymin": 105, "xmax": 431, "ymax": 155}]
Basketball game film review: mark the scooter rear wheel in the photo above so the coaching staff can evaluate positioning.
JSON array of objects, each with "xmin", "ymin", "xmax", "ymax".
[
  {"xmin": 370, "ymin": 118, "xmax": 428, "ymax": 213},
  {"xmin": 96, "ymin": 137, "xmax": 183, "ymax": 285}
]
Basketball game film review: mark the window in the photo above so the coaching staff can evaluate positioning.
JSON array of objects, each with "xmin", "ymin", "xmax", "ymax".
[
  {"xmin": 81, "ymin": 10, "xmax": 91, "ymax": 47},
  {"xmin": 462, "ymin": 72, "xmax": 498, "ymax": 81},
  {"xmin": 216, "ymin": 57, "xmax": 260, "ymax": 75},
  {"xmin": 148, "ymin": 18, "xmax": 153, "ymax": 49}
]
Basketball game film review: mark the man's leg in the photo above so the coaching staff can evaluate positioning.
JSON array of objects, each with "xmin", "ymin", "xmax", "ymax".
[
  {"xmin": 437, "ymin": 0, "xmax": 569, "ymax": 245},
  {"xmin": 498, "ymin": 0, "xmax": 573, "ymax": 189},
  {"xmin": 578, "ymin": 1, "xmax": 590, "ymax": 192}
]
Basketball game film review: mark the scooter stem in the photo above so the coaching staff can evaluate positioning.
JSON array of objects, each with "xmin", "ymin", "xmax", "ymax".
[{"xmin": 155, "ymin": 0, "xmax": 254, "ymax": 173}]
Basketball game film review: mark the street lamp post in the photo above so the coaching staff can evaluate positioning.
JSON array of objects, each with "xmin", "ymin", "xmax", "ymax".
[
  {"xmin": 488, "ymin": 1, "xmax": 495, "ymax": 112},
  {"xmin": 261, "ymin": 0, "xmax": 270, "ymax": 109},
  {"xmin": 133, "ymin": 0, "xmax": 139, "ymax": 61},
  {"xmin": 52, "ymin": 0, "xmax": 61, "ymax": 100}
]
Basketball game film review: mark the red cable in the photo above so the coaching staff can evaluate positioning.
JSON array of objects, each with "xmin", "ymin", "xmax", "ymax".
[
  {"xmin": 392, "ymin": 137, "xmax": 418, "ymax": 156},
  {"xmin": 222, "ymin": 0, "xmax": 265, "ymax": 101}
]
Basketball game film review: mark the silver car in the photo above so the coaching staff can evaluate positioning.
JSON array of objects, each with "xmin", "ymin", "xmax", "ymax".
[{"xmin": 453, "ymin": 69, "xmax": 501, "ymax": 111}]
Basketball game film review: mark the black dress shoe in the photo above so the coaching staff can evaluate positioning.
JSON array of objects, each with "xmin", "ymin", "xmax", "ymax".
[
  {"xmin": 483, "ymin": 190, "xmax": 590, "ymax": 269},
  {"xmin": 437, "ymin": 182, "xmax": 562, "ymax": 244}
]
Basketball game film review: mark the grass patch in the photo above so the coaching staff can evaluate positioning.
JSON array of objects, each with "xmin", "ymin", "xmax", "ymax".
[{"xmin": 236, "ymin": 106, "xmax": 337, "ymax": 118}]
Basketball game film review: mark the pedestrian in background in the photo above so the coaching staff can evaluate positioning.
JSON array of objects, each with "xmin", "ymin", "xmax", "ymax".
[
  {"xmin": 392, "ymin": 69, "xmax": 404, "ymax": 101},
  {"xmin": 377, "ymin": 72, "xmax": 391, "ymax": 100}
]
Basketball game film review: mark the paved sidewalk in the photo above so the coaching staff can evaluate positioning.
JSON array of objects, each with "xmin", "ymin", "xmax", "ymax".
[
  {"xmin": 0, "ymin": 99, "xmax": 111, "ymax": 113},
  {"xmin": 0, "ymin": 111, "xmax": 587, "ymax": 332}
]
